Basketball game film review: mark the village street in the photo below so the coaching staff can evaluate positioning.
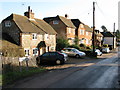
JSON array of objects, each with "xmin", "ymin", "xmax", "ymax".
[{"xmin": 5, "ymin": 47, "xmax": 119, "ymax": 89}]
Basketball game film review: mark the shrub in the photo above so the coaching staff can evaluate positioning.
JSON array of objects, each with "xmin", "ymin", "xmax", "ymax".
[
  {"xmin": 56, "ymin": 38, "xmax": 69, "ymax": 51},
  {"xmin": 103, "ymin": 44, "xmax": 108, "ymax": 47},
  {"xmin": 68, "ymin": 44, "xmax": 80, "ymax": 50},
  {"xmin": 79, "ymin": 43, "xmax": 86, "ymax": 48}
]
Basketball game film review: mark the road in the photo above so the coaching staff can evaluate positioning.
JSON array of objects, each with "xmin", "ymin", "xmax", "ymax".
[{"xmin": 6, "ymin": 48, "xmax": 120, "ymax": 88}]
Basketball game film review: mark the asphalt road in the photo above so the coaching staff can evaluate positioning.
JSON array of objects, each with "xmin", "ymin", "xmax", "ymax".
[{"xmin": 6, "ymin": 48, "xmax": 120, "ymax": 88}]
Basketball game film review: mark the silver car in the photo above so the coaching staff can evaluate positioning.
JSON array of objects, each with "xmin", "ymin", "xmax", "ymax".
[{"xmin": 61, "ymin": 48, "xmax": 86, "ymax": 58}]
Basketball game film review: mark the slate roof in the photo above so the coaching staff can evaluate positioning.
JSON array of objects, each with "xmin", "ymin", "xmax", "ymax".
[
  {"xmin": 44, "ymin": 15, "xmax": 76, "ymax": 28},
  {"xmin": 101, "ymin": 32, "xmax": 115, "ymax": 37},
  {"xmin": 2, "ymin": 14, "xmax": 56, "ymax": 34}
]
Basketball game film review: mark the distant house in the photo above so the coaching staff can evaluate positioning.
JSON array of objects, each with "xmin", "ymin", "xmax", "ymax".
[
  {"xmin": 71, "ymin": 19, "xmax": 92, "ymax": 46},
  {"xmin": 44, "ymin": 15, "xmax": 76, "ymax": 45},
  {"xmin": 94, "ymin": 30, "xmax": 103, "ymax": 47},
  {"xmin": 101, "ymin": 32, "xmax": 116, "ymax": 49},
  {"xmin": 2, "ymin": 6, "xmax": 57, "ymax": 57}
]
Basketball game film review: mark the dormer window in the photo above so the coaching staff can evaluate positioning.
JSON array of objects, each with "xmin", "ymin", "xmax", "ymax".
[
  {"xmin": 5, "ymin": 21, "xmax": 11, "ymax": 27},
  {"xmin": 32, "ymin": 33, "xmax": 37, "ymax": 40},
  {"xmin": 53, "ymin": 20, "xmax": 59, "ymax": 24}
]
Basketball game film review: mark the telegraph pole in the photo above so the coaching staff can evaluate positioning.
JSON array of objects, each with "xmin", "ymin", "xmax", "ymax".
[
  {"xmin": 92, "ymin": 2, "xmax": 95, "ymax": 53},
  {"xmin": 113, "ymin": 23, "xmax": 115, "ymax": 49}
]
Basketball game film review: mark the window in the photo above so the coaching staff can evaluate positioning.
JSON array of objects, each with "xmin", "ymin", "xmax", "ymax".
[
  {"xmin": 49, "ymin": 52, "xmax": 56, "ymax": 56},
  {"xmin": 53, "ymin": 20, "xmax": 59, "ymax": 24},
  {"xmin": 25, "ymin": 49, "xmax": 29, "ymax": 56},
  {"xmin": 86, "ymin": 39, "xmax": 89, "ymax": 44},
  {"xmin": 42, "ymin": 52, "xmax": 49, "ymax": 56},
  {"xmin": 5, "ymin": 21, "xmax": 11, "ymax": 27},
  {"xmin": 45, "ymin": 34, "xmax": 49, "ymax": 40},
  {"xmin": 80, "ymin": 30, "xmax": 84, "ymax": 35},
  {"xmin": 32, "ymin": 33, "xmax": 37, "ymax": 39},
  {"xmin": 68, "ymin": 28, "xmax": 71, "ymax": 34},
  {"xmin": 33, "ymin": 48, "xmax": 38, "ymax": 55},
  {"xmin": 86, "ymin": 32, "xmax": 88, "ymax": 36}
]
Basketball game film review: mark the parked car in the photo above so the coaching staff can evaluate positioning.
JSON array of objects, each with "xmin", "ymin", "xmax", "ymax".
[
  {"xmin": 102, "ymin": 47, "xmax": 110, "ymax": 53},
  {"xmin": 36, "ymin": 52, "xmax": 68, "ymax": 65},
  {"xmin": 95, "ymin": 49, "xmax": 102, "ymax": 56},
  {"xmin": 61, "ymin": 48, "xmax": 86, "ymax": 58}
]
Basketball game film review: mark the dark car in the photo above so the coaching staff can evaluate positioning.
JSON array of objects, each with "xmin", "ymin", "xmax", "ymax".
[{"xmin": 36, "ymin": 52, "xmax": 68, "ymax": 65}]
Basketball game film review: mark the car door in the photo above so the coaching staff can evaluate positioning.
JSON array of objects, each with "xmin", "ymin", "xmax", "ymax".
[{"xmin": 49, "ymin": 52, "xmax": 56, "ymax": 61}]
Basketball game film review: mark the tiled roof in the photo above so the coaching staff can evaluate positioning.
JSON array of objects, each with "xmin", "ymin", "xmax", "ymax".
[
  {"xmin": 44, "ymin": 15, "xmax": 76, "ymax": 28},
  {"xmin": 84, "ymin": 25, "xmax": 93, "ymax": 32},
  {"xmin": 3, "ymin": 14, "xmax": 56, "ymax": 34},
  {"xmin": 58, "ymin": 16, "xmax": 76, "ymax": 28}
]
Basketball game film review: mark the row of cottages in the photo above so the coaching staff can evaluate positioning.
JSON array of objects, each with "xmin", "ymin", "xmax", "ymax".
[
  {"xmin": 43, "ymin": 15, "xmax": 76, "ymax": 45},
  {"xmin": 71, "ymin": 19, "xmax": 93, "ymax": 46},
  {"xmin": 2, "ymin": 6, "xmax": 57, "ymax": 57},
  {"xmin": 44, "ymin": 15, "xmax": 93, "ymax": 46}
]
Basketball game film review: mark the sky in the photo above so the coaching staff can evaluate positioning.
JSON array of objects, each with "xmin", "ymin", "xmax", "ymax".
[{"xmin": 0, "ymin": 0, "xmax": 120, "ymax": 32}]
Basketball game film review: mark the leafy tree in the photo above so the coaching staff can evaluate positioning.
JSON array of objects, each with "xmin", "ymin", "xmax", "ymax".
[
  {"xmin": 101, "ymin": 25, "xmax": 108, "ymax": 32},
  {"xmin": 115, "ymin": 30, "xmax": 120, "ymax": 41},
  {"xmin": 56, "ymin": 38, "xmax": 69, "ymax": 51},
  {"xmin": 74, "ymin": 36, "xmax": 79, "ymax": 45}
]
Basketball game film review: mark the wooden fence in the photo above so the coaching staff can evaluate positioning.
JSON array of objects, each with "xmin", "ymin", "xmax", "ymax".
[{"xmin": 1, "ymin": 56, "xmax": 38, "ymax": 72}]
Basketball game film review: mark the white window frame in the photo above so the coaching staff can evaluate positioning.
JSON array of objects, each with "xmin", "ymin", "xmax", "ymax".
[
  {"xmin": 53, "ymin": 20, "xmax": 59, "ymax": 24},
  {"xmin": 68, "ymin": 28, "xmax": 71, "ymax": 34},
  {"xmin": 25, "ymin": 49, "xmax": 29, "ymax": 56},
  {"xmin": 80, "ymin": 29, "xmax": 84, "ymax": 35},
  {"xmin": 44, "ymin": 34, "xmax": 49, "ymax": 40},
  {"xmin": 86, "ymin": 32, "xmax": 88, "ymax": 36},
  {"xmin": 86, "ymin": 39, "xmax": 89, "ymax": 44},
  {"xmin": 33, "ymin": 48, "xmax": 38, "ymax": 55},
  {"xmin": 32, "ymin": 33, "xmax": 37, "ymax": 40},
  {"xmin": 5, "ymin": 21, "xmax": 11, "ymax": 27}
]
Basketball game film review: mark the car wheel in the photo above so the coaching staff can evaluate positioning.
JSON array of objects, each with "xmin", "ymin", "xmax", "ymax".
[
  {"xmin": 56, "ymin": 60, "xmax": 62, "ymax": 65},
  {"xmin": 75, "ymin": 54, "xmax": 80, "ymax": 58}
]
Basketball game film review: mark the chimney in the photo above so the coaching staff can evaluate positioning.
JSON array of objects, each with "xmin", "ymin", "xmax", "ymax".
[
  {"xmin": 65, "ymin": 14, "xmax": 68, "ymax": 18},
  {"xmin": 24, "ymin": 6, "xmax": 35, "ymax": 19}
]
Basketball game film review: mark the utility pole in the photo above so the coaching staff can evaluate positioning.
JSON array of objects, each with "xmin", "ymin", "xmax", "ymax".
[
  {"xmin": 113, "ymin": 23, "xmax": 115, "ymax": 49},
  {"xmin": 92, "ymin": 2, "xmax": 95, "ymax": 53}
]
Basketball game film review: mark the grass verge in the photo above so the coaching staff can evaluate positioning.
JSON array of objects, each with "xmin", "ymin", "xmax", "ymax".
[{"xmin": 3, "ymin": 67, "xmax": 46, "ymax": 86}]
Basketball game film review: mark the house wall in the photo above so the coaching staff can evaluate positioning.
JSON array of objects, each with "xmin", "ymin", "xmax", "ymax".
[
  {"xmin": 22, "ymin": 33, "xmax": 44, "ymax": 56},
  {"xmin": 49, "ymin": 20, "xmax": 66, "ymax": 39},
  {"xmin": 45, "ymin": 34, "xmax": 56, "ymax": 51},
  {"xmin": 103, "ymin": 37, "xmax": 116, "ymax": 48},
  {"xmin": 2, "ymin": 20, "xmax": 20, "ymax": 45},
  {"xmin": 85, "ymin": 31, "xmax": 92, "ymax": 46},
  {"xmin": 77, "ymin": 24, "xmax": 92, "ymax": 46},
  {"xmin": 48, "ymin": 19, "xmax": 75, "ymax": 45}
]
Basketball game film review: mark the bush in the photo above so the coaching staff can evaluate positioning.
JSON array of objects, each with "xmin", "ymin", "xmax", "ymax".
[
  {"xmin": 79, "ymin": 43, "xmax": 86, "ymax": 48},
  {"xmin": 68, "ymin": 44, "xmax": 80, "ymax": 50},
  {"xmin": 103, "ymin": 44, "xmax": 108, "ymax": 47},
  {"xmin": 86, "ymin": 46, "xmax": 91, "ymax": 49},
  {"xmin": 56, "ymin": 38, "xmax": 69, "ymax": 51}
]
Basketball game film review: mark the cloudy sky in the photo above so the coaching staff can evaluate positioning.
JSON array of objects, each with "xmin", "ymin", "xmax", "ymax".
[{"xmin": 0, "ymin": 0, "xmax": 119, "ymax": 31}]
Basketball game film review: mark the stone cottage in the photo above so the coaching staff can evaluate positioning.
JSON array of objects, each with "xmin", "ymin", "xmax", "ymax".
[{"xmin": 2, "ymin": 6, "xmax": 57, "ymax": 57}]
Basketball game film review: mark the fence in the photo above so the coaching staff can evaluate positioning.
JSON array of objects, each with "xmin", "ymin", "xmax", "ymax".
[{"xmin": 1, "ymin": 56, "xmax": 38, "ymax": 73}]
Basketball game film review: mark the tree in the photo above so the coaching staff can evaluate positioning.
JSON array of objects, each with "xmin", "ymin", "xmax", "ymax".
[
  {"xmin": 74, "ymin": 36, "xmax": 79, "ymax": 45},
  {"xmin": 115, "ymin": 30, "xmax": 120, "ymax": 41},
  {"xmin": 56, "ymin": 38, "xmax": 69, "ymax": 51},
  {"xmin": 101, "ymin": 25, "xmax": 108, "ymax": 32}
]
